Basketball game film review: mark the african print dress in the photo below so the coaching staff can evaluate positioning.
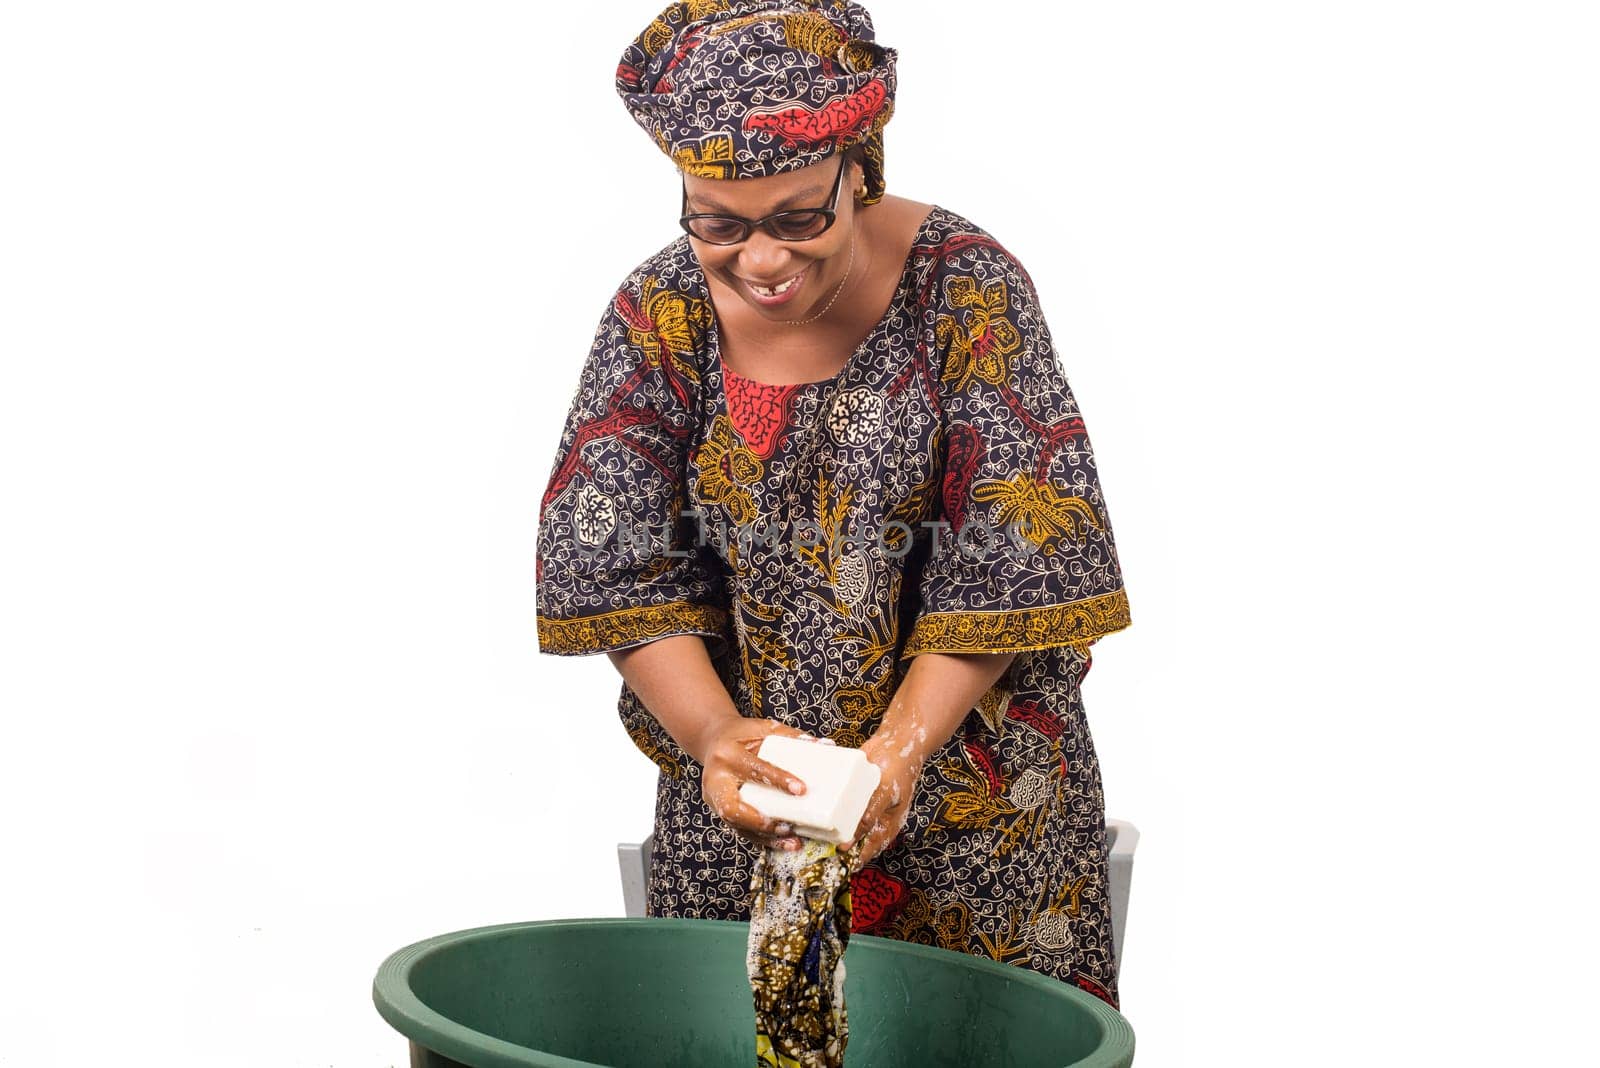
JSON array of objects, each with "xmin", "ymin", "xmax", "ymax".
[{"xmin": 536, "ymin": 204, "xmax": 1133, "ymax": 1010}]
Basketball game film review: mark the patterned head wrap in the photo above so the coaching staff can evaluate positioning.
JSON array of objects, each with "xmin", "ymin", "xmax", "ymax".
[{"xmin": 616, "ymin": 0, "xmax": 897, "ymax": 204}]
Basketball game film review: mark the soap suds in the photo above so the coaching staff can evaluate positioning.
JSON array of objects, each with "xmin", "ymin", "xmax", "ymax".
[
  {"xmin": 831, "ymin": 956, "xmax": 847, "ymax": 1025},
  {"xmin": 898, "ymin": 726, "xmax": 927, "ymax": 759}
]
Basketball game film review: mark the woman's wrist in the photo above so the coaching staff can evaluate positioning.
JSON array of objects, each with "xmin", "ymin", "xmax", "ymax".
[
  {"xmin": 684, "ymin": 709, "xmax": 743, "ymax": 765},
  {"xmin": 871, "ymin": 651, "xmax": 1019, "ymax": 765},
  {"xmin": 606, "ymin": 635, "xmax": 742, "ymax": 765},
  {"xmin": 867, "ymin": 715, "xmax": 940, "ymax": 770}
]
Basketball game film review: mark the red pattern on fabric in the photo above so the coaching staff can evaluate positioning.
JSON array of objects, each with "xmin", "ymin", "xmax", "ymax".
[
  {"xmin": 742, "ymin": 78, "xmax": 890, "ymax": 148},
  {"xmin": 849, "ymin": 867, "xmax": 909, "ymax": 933},
  {"xmin": 962, "ymin": 739, "xmax": 1004, "ymax": 797},
  {"xmin": 722, "ymin": 363, "xmax": 801, "ymax": 458},
  {"xmin": 1073, "ymin": 973, "xmax": 1119, "ymax": 1011},
  {"xmin": 1006, "ymin": 698, "xmax": 1065, "ymax": 741},
  {"xmin": 942, "ymin": 422, "xmax": 984, "ymax": 531}
]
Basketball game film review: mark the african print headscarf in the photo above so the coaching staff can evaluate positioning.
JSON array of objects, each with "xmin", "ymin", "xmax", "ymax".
[{"xmin": 616, "ymin": 0, "xmax": 897, "ymax": 204}]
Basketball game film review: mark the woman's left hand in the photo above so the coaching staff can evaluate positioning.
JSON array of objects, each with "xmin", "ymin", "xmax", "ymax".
[{"xmin": 843, "ymin": 733, "xmax": 926, "ymax": 871}]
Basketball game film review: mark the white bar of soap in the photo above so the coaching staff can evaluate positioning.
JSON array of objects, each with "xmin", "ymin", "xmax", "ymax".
[{"xmin": 739, "ymin": 736, "xmax": 882, "ymax": 846}]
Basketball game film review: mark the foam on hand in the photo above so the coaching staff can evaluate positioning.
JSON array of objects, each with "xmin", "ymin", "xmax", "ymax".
[{"xmin": 739, "ymin": 735, "xmax": 882, "ymax": 845}]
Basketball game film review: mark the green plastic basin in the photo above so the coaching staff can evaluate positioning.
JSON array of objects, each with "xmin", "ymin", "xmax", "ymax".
[{"xmin": 372, "ymin": 917, "xmax": 1134, "ymax": 1067}]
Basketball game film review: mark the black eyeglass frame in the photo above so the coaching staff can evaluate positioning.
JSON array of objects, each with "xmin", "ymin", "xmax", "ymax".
[{"xmin": 679, "ymin": 154, "xmax": 849, "ymax": 245}]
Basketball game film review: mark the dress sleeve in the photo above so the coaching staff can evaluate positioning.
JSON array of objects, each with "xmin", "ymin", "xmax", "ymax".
[
  {"xmin": 902, "ymin": 239, "xmax": 1132, "ymax": 659},
  {"xmin": 535, "ymin": 269, "xmax": 731, "ymax": 656}
]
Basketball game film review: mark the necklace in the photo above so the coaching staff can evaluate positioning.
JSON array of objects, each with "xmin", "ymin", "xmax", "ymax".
[{"xmin": 776, "ymin": 228, "xmax": 857, "ymax": 326}]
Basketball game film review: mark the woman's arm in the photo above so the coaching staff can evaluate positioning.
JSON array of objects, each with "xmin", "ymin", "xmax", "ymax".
[
  {"xmin": 608, "ymin": 635, "xmax": 811, "ymax": 849},
  {"xmin": 607, "ymin": 635, "xmax": 740, "ymax": 764},
  {"xmin": 848, "ymin": 650, "xmax": 1018, "ymax": 866}
]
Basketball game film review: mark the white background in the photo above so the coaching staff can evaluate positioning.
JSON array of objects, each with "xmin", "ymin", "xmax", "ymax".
[{"xmin": 2, "ymin": 1, "xmax": 1595, "ymax": 1064}]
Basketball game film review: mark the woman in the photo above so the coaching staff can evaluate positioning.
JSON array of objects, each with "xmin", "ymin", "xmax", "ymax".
[{"xmin": 535, "ymin": 0, "xmax": 1133, "ymax": 1019}]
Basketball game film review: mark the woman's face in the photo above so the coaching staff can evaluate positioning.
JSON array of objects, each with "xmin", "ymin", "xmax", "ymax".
[{"xmin": 682, "ymin": 154, "xmax": 864, "ymax": 324}]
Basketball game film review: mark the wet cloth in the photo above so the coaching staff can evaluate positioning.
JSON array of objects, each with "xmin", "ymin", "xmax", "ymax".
[
  {"xmin": 748, "ymin": 839, "xmax": 855, "ymax": 1067},
  {"xmin": 615, "ymin": 0, "xmax": 897, "ymax": 203},
  {"xmin": 535, "ymin": 204, "xmax": 1133, "ymax": 1009}
]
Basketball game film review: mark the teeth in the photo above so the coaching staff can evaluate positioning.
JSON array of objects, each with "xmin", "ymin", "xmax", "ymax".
[{"xmin": 752, "ymin": 273, "xmax": 800, "ymax": 296}]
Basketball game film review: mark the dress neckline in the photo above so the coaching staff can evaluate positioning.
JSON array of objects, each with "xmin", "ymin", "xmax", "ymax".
[{"xmin": 709, "ymin": 205, "xmax": 942, "ymax": 390}]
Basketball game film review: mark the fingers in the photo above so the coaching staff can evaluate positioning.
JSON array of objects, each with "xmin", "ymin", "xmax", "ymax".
[
  {"xmin": 714, "ymin": 787, "xmax": 803, "ymax": 851},
  {"xmin": 737, "ymin": 730, "xmax": 809, "ymax": 794},
  {"xmin": 759, "ymin": 825, "xmax": 804, "ymax": 851},
  {"xmin": 845, "ymin": 829, "xmax": 876, "ymax": 873},
  {"xmin": 842, "ymin": 821, "xmax": 880, "ymax": 873},
  {"xmin": 701, "ymin": 725, "xmax": 821, "ymax": 847},
  {"xmin": 842, "ymin": 814, "xmax": 876, "ymax": 858},
  {"xmin": 846, "ymin": 783, "xmax": 892, "ymax": 847},
  {"xmin": 743, "ymin": 753, "xmax": 807, "ymax": 796},
  {"xmin": 844, "ymin": 782, "xmax": 908, "ymax": 869},
  {"xmin": 850, "ymin": 813, "xmax": 902, "ymax": 871}
]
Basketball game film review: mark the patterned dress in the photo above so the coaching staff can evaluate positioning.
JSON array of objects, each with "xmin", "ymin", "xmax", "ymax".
[{"xmin": 536, "ymin": 204, "xmax": 1133, "ymax": 1009}]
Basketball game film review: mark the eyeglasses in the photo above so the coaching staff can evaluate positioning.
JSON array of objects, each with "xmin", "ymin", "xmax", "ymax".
[{"xmin": 679, "ymin": 155, "xmax": 848, "ymax": 245}]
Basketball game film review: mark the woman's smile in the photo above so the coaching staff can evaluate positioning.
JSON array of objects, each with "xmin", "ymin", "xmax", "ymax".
[{"xmin": 742, "ymin": 267, "xmax": 808, "ymax": 305}]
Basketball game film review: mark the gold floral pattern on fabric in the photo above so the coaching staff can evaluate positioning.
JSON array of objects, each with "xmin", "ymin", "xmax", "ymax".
[
  {"xmin": 793, "ymin": 471, "xmax": 853, "ymax": 594},
  {"xmin": 828, "ymin": 673, "xmax": 896, "ymax": 749},
  {"xmin": 935, "ymin": 273, "xmax": 1023, "ymax": 393},
  {"xmin": 975, "ymin": 681, "xmax": 1012, "ymax": 736},
  {"xmin": 692, "ymin": 413, "xmax": 765, "ymax": 527},
  {"xmin": 970, "ymin": 472, "xmax": 1105, "ymax": 551},
  {"xmin": 640, "ymin": 0, "xmax": 730, "ymax": 57},
  {"xmin": 535, "ymin": 601, "xmax": 728, "ymax": 655},
  {"xmin": 617, "ymin": 274, "xmax": 713, "ymax": 386},
  {"xmin": 928, "ymin": 732, "xmax": 1062, "ymax": 858},
  {"xmin": 626, "ymin": 715, "xmax": 683, "ymax": 780},
  {"xmin": 778, "ymin": 10, "xmax": 849, "ymax": 59},
  {"xmin": 902, "ymin": 589, "xmax": 1132, "ymax": 658},
  {"xmin": 862, "ymin": 884, "xmax": 971, "ymax": 954},
  {"xmin": 835, "ymin": 613, "xmax": 898, "ymax": 692},
  {"xmin": 880, "ymin": 472, "xmax": 937, "ymax": 555},
  {"xmin": 671, "ymin": 133, "xmax": 739, "ymax": 179},
  {"xmin": 733, "ymin": 585, "xmax": 794, "ymax": 718}
]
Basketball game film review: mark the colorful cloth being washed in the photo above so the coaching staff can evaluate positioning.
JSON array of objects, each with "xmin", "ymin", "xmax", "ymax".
[{"xmin": 748, "ymin": 839, "xmax": 855, "ymax": 1068}]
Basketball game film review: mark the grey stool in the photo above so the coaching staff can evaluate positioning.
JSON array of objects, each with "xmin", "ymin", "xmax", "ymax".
[{"xmin": 618, "ymin": 818, "xmax": 1138, "ymax": 973}]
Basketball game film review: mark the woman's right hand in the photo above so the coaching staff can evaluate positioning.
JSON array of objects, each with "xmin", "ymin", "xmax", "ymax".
[{"xmin": 695, "ymin": 715, "xmax": 810, "ymax": 852}]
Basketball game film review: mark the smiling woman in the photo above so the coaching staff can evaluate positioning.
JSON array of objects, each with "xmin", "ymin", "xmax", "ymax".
[
  {"xmin": 535, "ymin": 0, "xmax": 1135, "ymax": 1060},
  {"xmin": 682, "ymin": 141, "xmax": 933, "ymax": 388},
  {"xmin": 685, "ymin": 151, "xmax": 858, "ymax": 319}
]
